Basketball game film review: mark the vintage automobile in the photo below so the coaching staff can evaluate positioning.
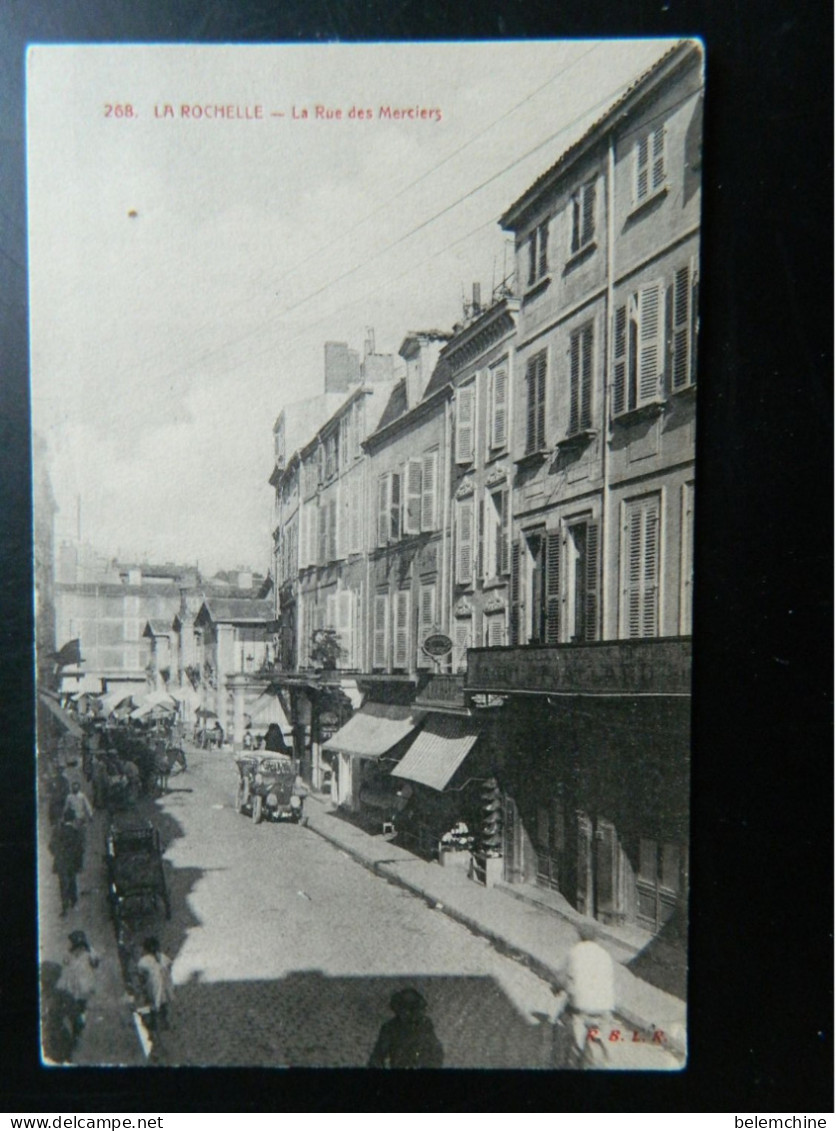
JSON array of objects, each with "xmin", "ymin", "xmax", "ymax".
[{"xmin": 235, "ymin": 752, "xmax": 303, "ymax": 824}]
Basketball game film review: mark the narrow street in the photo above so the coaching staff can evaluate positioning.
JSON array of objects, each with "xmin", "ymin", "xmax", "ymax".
[{"xmin": 102, "ymin": 743, "xmax": 560, "ymax": 1067}]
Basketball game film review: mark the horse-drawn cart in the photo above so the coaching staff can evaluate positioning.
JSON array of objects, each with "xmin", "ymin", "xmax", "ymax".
[{"xmin": 105, "ymin": 821, "xmax": 171, "ymax": 928}]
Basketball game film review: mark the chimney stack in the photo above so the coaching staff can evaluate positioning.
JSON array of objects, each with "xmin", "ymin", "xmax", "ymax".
[{"xmin": 472, "ymin": 283, "xmax": 481, "ymax": 316}]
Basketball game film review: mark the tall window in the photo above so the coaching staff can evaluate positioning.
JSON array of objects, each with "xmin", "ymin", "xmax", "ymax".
[
  {"xmin": 525, "ymin": 350, "xmax": 547, "ymax": 453},
  {"xmin": 526, "ymin": 219, "xmax": 550, "ymax": 286},
  {"xmin": 613, "ymin": 283, "xmax": 664, "ymax": 416},
  {"xmin": 635, "ymin": 123, "xmax": 666, "ymax": 203},
  {"xmin": 622, "ymin": 495, "xmax": 661, "ymax": 638},
  {"xmin": 672, "ymin": 262, "xmax": 699, "ymax": 391},
  {"xmin": 565, "ymin": 518, "xmax": 600, "ymax": 642},
  {"xmin": 455, "ymin": 383, "xmax": 475, "ymax": 464},
  {"xmin": 393, "ymin": 589, "xmax": 410, "ymax": 669},
  {"xmin": 455, "ymin": 496, "xmax": 475, "ymax": 586},
  {"xmin": 377, "ymin": 472, "xmax": 401, "ymax": 546},
  {"xmin": 489, "ymin": 362, "xmax": 508, "ymax": 451},
  {"xmin": 569, "ymin": 323, "xmax": 594, "ymax": 435},
  {"xmin": 402, "ymin": 450, "xmax": 439, "ymax": 535},
  {"xmin": 570, "ymin": 178, "xmax": 596, "ymax": 253},
  {"xmin": 372, "ymin": 593, "xmax": 388, "ymax": 669},
  {"xmin": 484, "ymin": 487, "xmax": 510, "ymax": 579}
]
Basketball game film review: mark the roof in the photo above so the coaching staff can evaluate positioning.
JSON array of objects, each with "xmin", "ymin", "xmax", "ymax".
[
  {"xmin": 144, "ymin": 619, "xmax": 173, "ymax": 637},
  {"xmin": 374, "ymin": 379, "xmax": 409, "ymax": 432},
  {"xmin": 500, "ymin": 40, "xmax": 700, "ymax": 230},
  {"xmin": 422, "ymin": 356, "xmax": 456, "ymax": 401},
  {"xmin": 391, "ymin": 713, "xmax": 481, "ymax": 791},
  {"xmin": 195, "ymin": 597, "xmax": 274, "ymax": 626},
  {"xmin": 324, "ymin": 702, "xmax": 424, "ymax": 759}
]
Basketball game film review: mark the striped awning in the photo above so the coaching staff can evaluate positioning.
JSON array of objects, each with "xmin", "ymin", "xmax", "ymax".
[
  {"xmin": 391, "ymin": 713, "xmax": 480, "ymax": 791},
  {"xmin": 324, "ymin": 702, "xmax": 423, "ymax": 760}
]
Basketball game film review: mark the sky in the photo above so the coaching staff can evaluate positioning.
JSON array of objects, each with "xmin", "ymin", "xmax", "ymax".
[{"xmin": 28, "ymin": 39, "xmax": 678, "ymax": 576}]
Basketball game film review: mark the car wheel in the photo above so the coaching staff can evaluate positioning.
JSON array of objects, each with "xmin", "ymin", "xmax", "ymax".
[
  {"xmin": 252, "ymin": 794, "xmax": 263, "ymax": 824},
  {"xmin": 235, "ymin": 784, "xmax": 245, "ymax": 813}
]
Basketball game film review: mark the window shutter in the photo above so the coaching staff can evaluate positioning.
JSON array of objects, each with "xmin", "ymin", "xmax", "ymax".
[
  {"xmin": 642, "ymin": 503, "xmax": 659, "ymax": 637},
  {"xmin": 584, "ymin": 520, "xmax": 600, "ymax": 642},
  {"xmin": 491, "ymin": 365, "xmax": 508, "ymax": 449},
  {"xmin": 404, "ymin": 458, "xmax": 423, "ymax": 535},
  {"xmin": 569, "ymin": 332, "xmax": 580, "ymax": 436},
  {"xmin": 377, "ymin": 475, "xmax": 390, "ymax": 547},
  {"xmin": 453, "ymin": 619, "xmax": 471, "ymax": 673},
  {"xmin": 373, "ymin": 594, "xmax": 388, "ymax": 668},
  {"xmin": 499, "ymin": 488, "xmax": 510, "ymax": 575},
  {"xmin": 626, "ymin": 505, "xmax": 643, "ymax": 638},
  {"xmin": 571, "ymin": 192, "xmax": 581, "ymax": 255},
  {"xmin": 527, "ymin": 231, "xmax": 537, "ymax": 286},
  {"xmin": 456, "ymin": 498, "xmax": 474, "ymax": 586},
  {"xmin": 390, "ymin": 472, "xmax": 401, "ymax": 541},
  {"xmin": 672, "ymin": 264, "xmax": 692, "ymax": 390},
  {"xmin": 624, "ymin": 497, "xmax": 660, "ymax": 639},
  {"xmin": 486, "ymin": 614, "xmax": 505, "ymax": 647},
  {"xmin": 456, "ymin": 386, "xmax": 475, "ymax": 464},
  {"xmin": 350, "ymin": 483, "xmax": 361, "ymax": 553},
  {"xmin": 582, "ymin": 179, "xmax": 596, "ymax": 245},
  {"xmin": 636, "ymin": 134, "xmax": 649, "ymax": 200},
  {"xmin": 393, "ymin": 589, "xmax": 410, "ymax": 669},
  {"xmin": 510, "ymin": 541, "xmax": 521, "ymax": 645},
  {"xmin": 417, "ymin": 585, "xmax": 435, "ymax": 669},
  {"xmin": 538, "ymin": 220, "xmax": 549, "ymax": 277},
  {"xmin": 318, "ymin": 503, "xmax": 328, "ymax": 565},
  {"xmin": 613, "ymin": 305, "xmax": 627, "ymax": 416},
  {"xmin": 536, "ymin": 353, "xmax": 546, "ymax": 449},
  {"xmin": 420, "ymin": 450, "xmax": 437, "ymax": 530},
  {"xmin": 580, "ymin": 324, "xmax": 593, "ymax": 430},
  {"xmin": 526, "ymin": 362, "xmax": 537, "ymax": 453},
  {"xmin": 326, "ymin": 592, "xmax": 337, "ymax": 631},
  {"xmin": 545, "ymin": 530, "xmax": 561, "ymax": 644},
  {"xmin": 332, "ymin": 498, "xmax": 339, "ymax": 560},
  {"xmin": 476, "ymin": 495, "xmax": 484, "ymax": 581},
  {"xmin": 638, "ymin": 282, "xmax": 664, "ymax": 403},
  {"xmin": 651, "ymin": 124, "xmax": 665, "ymax": 191},
  {"xmin": 681, "ymin": 483, "xmax": 695, "ymax": 633}
]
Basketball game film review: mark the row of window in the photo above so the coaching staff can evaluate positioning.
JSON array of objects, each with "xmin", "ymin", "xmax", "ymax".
[
  {"xmin": 376, "ymin": 450, "xmax": 439, "ymax": 546},
  {"xmin": 454, "ymin": 486, "xmax": 510, "ymax": 587},
  {"xmin": 525, "ymin": 122, "xmax": 668, "ymax": 288},
  {"xmin": 523, "ymin": 261, "xmax": 698, "ymax": 455},
  {"xmin": 454, "ymin": 362, "xmax": 509, "ymax": 464}
]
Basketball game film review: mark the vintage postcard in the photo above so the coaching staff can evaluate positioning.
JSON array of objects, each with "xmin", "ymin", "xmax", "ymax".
[{"xmin": 28, "ymin": 39, "xmax": 701, "ymax": 1069}]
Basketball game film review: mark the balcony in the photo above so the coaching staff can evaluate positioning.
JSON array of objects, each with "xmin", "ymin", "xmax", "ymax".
[{"xmin": 466, "ymin": 637, "xmax": 691, "ymax": 698}]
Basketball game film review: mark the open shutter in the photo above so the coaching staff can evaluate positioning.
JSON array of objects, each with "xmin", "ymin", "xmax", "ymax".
[
  {"xmin": 393, "ymin": 589, "xmax": 410, "ymax": 669},
  {"xmin": 476, "ymin": 496, "xmax": 484, "ymax": 581},
  {"xmin": 638, "ymin": 282, "xmax": 663, "ymax": 404},
  {"xmin": 417, "ymin": 585, "xmax": 436, "ymax": 669},
  {"xmin": 377, "ymin": 475, "xmax": 390, "ymax": 547},
  {"xmin": 545, "ymin": 530, "xmax": 561, "ymax": 644},
  {"xmin": 584, "ymin": 520, "xmax": 600, "ymax": 642},
  {"xmin": 420, "ymin": 450, "xmax": 437, "ymax": 531},
  {"xmin": 373, "ymin": 594, "xmax": 388, "ymax": 669},
  {"xmin": 455, "ymin": 385, "xmax": 475, "ymax": 464},
  {"xmin": 453, "ymin": 618, "xmax": 471, "ymax": 673},
  {"xmin": 569, "ymin": 332, "xmax": 581, "ymax": 436},
  {"xmin": 509, "ymin": 541, "xmax": 521, "ymax": 645},
  {"xmin": 403, "ymin": 458, "xmax": 423, "ymax": 535},
  {"xmin": 456, "ymin": 498, "xmax": 474, "ymax": 586},
  {"xmin": 390, "ymin": 472, "xmax": 401, "ymax": 541},
  {"xmin": 491, "ymin": 365, "xmax": 508, "ymax": 449},
  {"xmin": 580, "ymin": 324, "xmax": 593, "ymax": 430},
  {"xmin": 338, "ymin": 590, "xmax": 353, "ymax": 668},
  {"xmin": 642, "ymin": 501, "xmax": 659, "ymax": 637},
  {"xmin": 527, "ymin": 231, "xmax": 537, "ymax": 286},
  {"xmin": 499, "ymin": 488, "xmax": 510, "ymax": 575},
  {"xmin": 626, "ymin": 504, "xmax": 643, "ymax": 638},
  {"xmin": 671, "ymin": 264, "xmax": 692, "ymax": 390},
  {"xmin": 350, "ymin": 481, "xmax": 361, "ymax": 553},
  {"xmin": 536, "ymin": 355, "xmax": 546, "ymax": 449},
  {"xmin": 650, "ymin": 124, "xmax": 665, "ymax": 192},
  {"xmin": 538, "ymin": 220, "xmax": 549, "ymax": 277},
  {"xmin": 613, "ymin": 305, "xmax": 627, "ymax": 416},
  {"xmin": 636, "ymin": 133, "xmax": 649, "ymax": 200},
  {"xmin": 526, "ymin": 361, "xmax": 537, "ymax": 452},
  {"xmin": 582, "ymin": 179, "xmax": 596, "ymax": 245}
]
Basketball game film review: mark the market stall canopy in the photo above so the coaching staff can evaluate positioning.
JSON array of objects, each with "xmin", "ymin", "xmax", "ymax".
[
  {"xmin": 391, "ymin": 714, "xmax": 481, "ymax": 792},
  {"xmin": 39, "ymin": 692, "xmax": 84, "ymax": 739},
  {"xmin": 99, "ymin": 690, "xmax": 137, "ymax": 716},
  {"xmin": 324, "ymin": 702, "xmax": 424, "ymax": 760},
  {"xmin": 169, "ymin": 685, "xmax": 200, "ymax": 706},
  {"xmin": 247, "ymin": 691, "xmax": 291, "ymax": 733}
]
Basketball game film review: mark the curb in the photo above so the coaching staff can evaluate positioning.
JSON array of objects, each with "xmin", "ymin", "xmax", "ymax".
[{"xmin": 305, "ymin": 813, "xmax": 686, "ymax": 1059}]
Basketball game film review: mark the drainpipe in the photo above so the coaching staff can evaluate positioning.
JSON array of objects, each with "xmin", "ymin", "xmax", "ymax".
[{"xmin": 602, "ymin": 134, "xmax": 616, "ymax": 640}]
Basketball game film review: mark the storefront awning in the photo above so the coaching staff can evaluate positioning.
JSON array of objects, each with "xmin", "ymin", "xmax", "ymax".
[
  {"xmin": 391, "ymin": 713, "xmax": 481, "ymax": 792},
  {"xmin": 324, "ymin": 702, "xmax": 423, "ymax": 759},
  {"xmin": 39, "ymin": 693, "xmax": 84, "ymax": 739}
]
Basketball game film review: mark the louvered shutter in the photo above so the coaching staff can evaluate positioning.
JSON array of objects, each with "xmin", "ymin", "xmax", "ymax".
[
  {"xmin": 420, "ymin": 450, "xmax": 437, "ymax": 530},
  {"xmin": 526, "ymin": 361, "xmax": 538, "ymax": 453},
  {"xmin": 486, "ymin": 614, "xmax": 505, "ymax": 647},
  {"xmin": 456, "ymin": 498, "xmax": 474, "ymax": 586},
  {"xmin": 681, "ymin": 483, "xmax": 695, "ymax": 633},
  {"xmin": 571, "ymin": 192, "xmax": 581, "ymax": 254},
  {"xmin": 456, "ymin": 386, "xmax": 475, "ymax": 464},
  {"xmin": 638, "ymin": 282, "xmax": 663, "ymax": 404},
  {"xmin": 582, "ymin": 179, "xmax": 596, "ymax": 245},
  {"xmin": 536, "ymin": 353, "xmax": 546, "ymax": 449},
  {"xmin": 377, "ymin": 475, "xmax": 389, "ymax": 547},
  {"xmin": 318, "ymin": 504, "xmax": 328, "ymax": 565},
  {"xmin": 569, "ymin": 332, "xmax": 581, "ymax": 436},
  {"xmin": 453, "ymin": 619, "xmax": 471, "ymax": 673},
  {"xmin": 584, "ymin": 520, "xmax": 600, "ymax": 642},
  {"xmin": 545, "ymin": 531, "xmax": 561, "ymax": 644},
  {"xmin": 613, "ymin": 305, "xmax": 628, "ymax": 416},
  {"xmin": 338, "ymin": 590, "xmax": 353, "ymax": 667},
  {"xmin": 476, "ymin": 496, "xmax": 484, "ymax": 581},
  {"xmin": 527, "ymin": 231, "xmax": 537, "ymax": 286},
  {"xmin": 404, "ymin": 458, "xmax": 422, "ymax": 535},
  {"xmin": 329, "ymin": 498, "xmax": 338, "ymax": 561},
  {"xmin": 636, "ymin": 133, "xmax": 649, "ymax": 201},
  {"xmin": 499, "ymin": 488, "xmax": 510, "ymax": 575},
  {"xmin": 538, "ymin": 220, "xmax": 549, "ymax": 277},
  {"xmin": 350, "ymin": 482, "xmax": 361, "ymax": 553},
  {"xmin": 672, "ymin": 264, "xmax": 692, "ymax": 390},
  {"xmin": 509, "ymin": 541, "xmax": 521, "ymax": 644},
  {"xmin": 390, "ymin": 472, "xmax": 401, "ymax": 541},
  {"xmin": 393, "ymin": 589, "xmax": 410, "ymax": 669},
  {"xmin": 651, "ymin": 125, "xmax": 665, "ymax": 192},
  {"xmin": 580, "ymin": 324, "xmax": 593, "ymax": 430},
  {"xmin": 417, "ymin": 585, "xmax": 436, "ymax": 669},
  {"xmin": 642, "ymin": 503, "xmax": 659, "ymax": 637},
  {"xmin": 373, "ymin": 594, "xmax": 388, "ymax": 669},
  {"xmin": 491, "ymin": 365, "xmax": 508, "ymax": 449},
  {"xmin": 626, "ymin": 504, "xmax": 643, "ymax": 638}
]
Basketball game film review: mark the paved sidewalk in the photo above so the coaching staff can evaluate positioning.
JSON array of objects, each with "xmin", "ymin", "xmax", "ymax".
[
  {"xmin": 38, "ymin": 776, "xmax": 145, "ymax": 1066},
  {"xmin": 303, "ymin": 792, "xmax": 687, "ymax": 1059}
]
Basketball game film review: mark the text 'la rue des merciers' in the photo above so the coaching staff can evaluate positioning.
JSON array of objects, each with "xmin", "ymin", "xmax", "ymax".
[{"xmin": 144, "ymin": 102, "xmax": 443, "ymax": 122}]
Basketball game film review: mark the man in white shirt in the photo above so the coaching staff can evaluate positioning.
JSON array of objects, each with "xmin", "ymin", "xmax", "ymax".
[{"xmin": 553, "ymin": 921, "xmax": 616, "ymax": 1068}]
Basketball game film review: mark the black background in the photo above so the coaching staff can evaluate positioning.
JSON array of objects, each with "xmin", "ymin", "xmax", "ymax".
[{"xmin": 1, "ymin": 0, "xmax": 832, "ymax": 1114}]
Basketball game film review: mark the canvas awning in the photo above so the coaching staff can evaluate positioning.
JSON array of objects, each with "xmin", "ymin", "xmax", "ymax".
[
  {"xmin": 39, "ymin": 693, "xmax": 84, "ymax": 739},
  {"xmin": 391, "ymin": 713, "xmax": 481, "ymax": 792},
  {"xmin": 324, "ymin": 702, "xmax": 423, "ymax": 760},
  {"xmin": 247, "ymin": 690, "xmax": 291, "ymax": 733}
]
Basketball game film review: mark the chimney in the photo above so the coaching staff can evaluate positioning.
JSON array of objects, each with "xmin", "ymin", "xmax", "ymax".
[
  {"xmin": 472, "ymin": 282, "xmax": 481, "ymax": 316},
  {"xmin": 365, "ymin": 327, "xmax": 376, "ymax": 356}
]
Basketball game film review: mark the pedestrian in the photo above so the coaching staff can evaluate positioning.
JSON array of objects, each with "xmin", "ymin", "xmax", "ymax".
[
  {"xmin": 136, "ymin": 936, "xmax": 174, "ymax": 1033},
  {"xmin": 49, "ymin": 813, "xmax": 85, "ymax": 915},
  {"xmin": 551, "ymin": 922, "xmax": 616, "ymax": 1069},
  {"xmin": 91, "ymin": 754, "xmax": 108, "ymax": 810},
  {"xmin": 56, "ymin": 930, "xmax": 100, "ymax": 1043},
  {"xmin": 48, "ymin": 767, "xmax": 71, "ymax": 825},
  {"xmin": 63, "ymin": 780, "xmax": 94, "ymax": 825},
  {"xmin": 368, "ymin": 987, "xmax": 444, "ymax": 1068}
]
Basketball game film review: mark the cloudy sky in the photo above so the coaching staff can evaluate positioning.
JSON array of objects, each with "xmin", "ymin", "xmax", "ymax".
[{"xmin": 28, "ymin": 39, "xmax": 677, "ymax": 576}]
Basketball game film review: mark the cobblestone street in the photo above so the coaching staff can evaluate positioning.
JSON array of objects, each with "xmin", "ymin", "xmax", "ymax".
[{"xmin": 88, "ymin": 744, "xmax": 560, "ymax": 1067}]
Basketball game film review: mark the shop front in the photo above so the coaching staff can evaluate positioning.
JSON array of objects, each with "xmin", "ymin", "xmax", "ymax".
[{"xmin": 323, "ymin": 701, "xmax": 424, "ymax": 812}]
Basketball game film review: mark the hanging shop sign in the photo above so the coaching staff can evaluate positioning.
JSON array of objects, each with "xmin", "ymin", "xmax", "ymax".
[{"xmin": 421, "ymin": 632, "xmax": 453, "ymax": 659}]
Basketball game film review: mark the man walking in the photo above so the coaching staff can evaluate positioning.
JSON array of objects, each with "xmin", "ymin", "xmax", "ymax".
[{"xmin": 49, "ymin": 814, "xmax": 85, "ymax": 915}]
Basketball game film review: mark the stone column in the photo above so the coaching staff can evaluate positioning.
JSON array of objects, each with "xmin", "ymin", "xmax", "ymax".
[{"xmin": 228, "ymin": 672, "xmax": 248, "ymax": 748}]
